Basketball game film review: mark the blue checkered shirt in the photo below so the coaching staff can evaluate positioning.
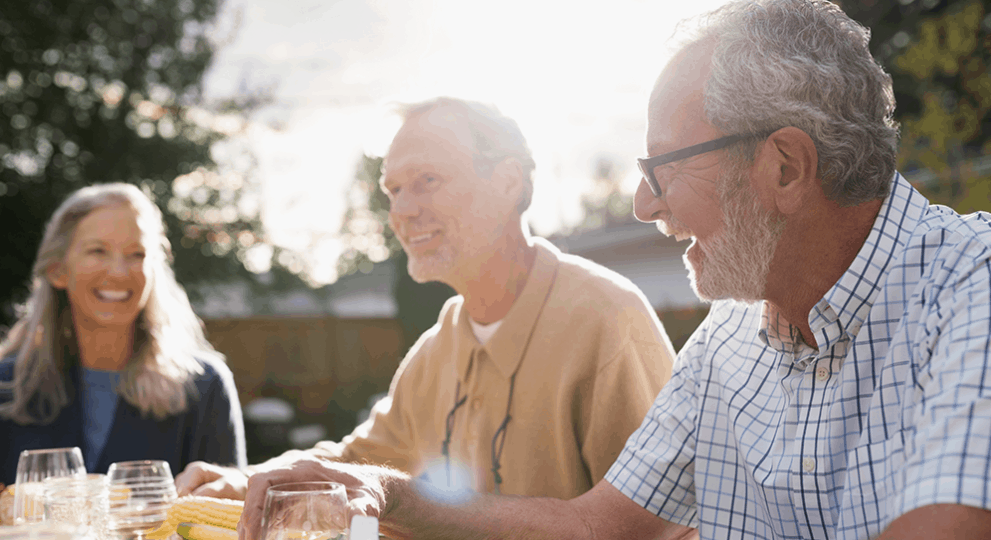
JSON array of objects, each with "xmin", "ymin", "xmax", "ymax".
[{"xmin": 606, "ymin": 173, "xmax": 991, "ymax": 539}]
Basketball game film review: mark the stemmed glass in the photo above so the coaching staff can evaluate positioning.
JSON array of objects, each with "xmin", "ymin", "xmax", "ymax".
[
  {"xmin": 260, "ymin": 482, "xmax": 349, "ymax": 540},
  {"xmin": 13, "ymin": 447, "xmax": 86, "ymax": 524},
  {"xmin": 104, "ymin": 460, "xmax": 178, "ymax": 540}
]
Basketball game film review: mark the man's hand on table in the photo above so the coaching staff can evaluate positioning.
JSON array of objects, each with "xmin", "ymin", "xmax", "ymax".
[{"xmin": 238, "ymin": 454, "xmax": 403, "ymax": 540}]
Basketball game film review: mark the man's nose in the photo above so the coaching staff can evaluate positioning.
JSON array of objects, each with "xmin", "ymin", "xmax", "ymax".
[{"xmin": 633, "ymin": 177, "xmax": 666, "ymax": 223}]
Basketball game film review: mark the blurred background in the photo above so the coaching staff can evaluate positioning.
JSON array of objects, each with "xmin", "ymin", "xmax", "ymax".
[{"xmin": 1, "ymin": 0, "xmax": 988, "ymax": 462}]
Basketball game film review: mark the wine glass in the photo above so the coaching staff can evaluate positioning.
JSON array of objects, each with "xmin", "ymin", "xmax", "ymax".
[
  {"xmin": 260, "ymin": 482, "xmax": 349, "ymax": 540},
  {"xmin": 13, "ymin": 447, "xmax": 86, "ymax": 524},
  {"xmin": 104, "ymin": 461, "xmax": 177, "ymax": 540}
]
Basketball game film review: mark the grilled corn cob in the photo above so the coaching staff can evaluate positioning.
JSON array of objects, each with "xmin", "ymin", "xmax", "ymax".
[{"xmin": 145, "ymin": 496, "xmax": 243, "ymax": 539}]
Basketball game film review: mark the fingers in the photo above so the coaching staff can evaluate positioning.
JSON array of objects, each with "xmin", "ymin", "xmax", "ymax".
[
  {"xmin": 191, "ymin": 475, "xmax": 248, "ymax": 500},
  {"xmin": 175, "ymin": 462, "xmax": 248, "ymax": 499},
  {"xmin": 346, "ymin": 489, "xmax": 380, "ymax": 520},
  {"xmin": 175, "ymin": 461, "xmax": 218, "ymax": 497},
  {"xmin": 240, "ymin": 468, "xmax": 308, "ymax": 540}
]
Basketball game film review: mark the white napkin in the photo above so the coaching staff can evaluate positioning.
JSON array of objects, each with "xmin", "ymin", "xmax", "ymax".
[{"xmin": 349, "ymin": 515, "xmax": 379, "ymax": 540}]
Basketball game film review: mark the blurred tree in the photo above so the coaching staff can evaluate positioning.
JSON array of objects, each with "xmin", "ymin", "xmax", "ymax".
[
  {"xmin": 338, "ymin": 154, "xmax": 453, "ymax": 348},
  {"xmin": 0, "ymin": 0, "xmax": 289, "ymax": 328},
  {"xmin": 574, "ymin": 156, "xmax": 635, "ymax": 233},
  {"xmin": 840, "ymin": 0, "xmax": 991, "ymax": 213}
]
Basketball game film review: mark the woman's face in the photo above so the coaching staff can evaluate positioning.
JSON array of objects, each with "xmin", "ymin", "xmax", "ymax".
[{"xmin": 48, "ymin": 204, "xmax": 153, "ymax": 332}]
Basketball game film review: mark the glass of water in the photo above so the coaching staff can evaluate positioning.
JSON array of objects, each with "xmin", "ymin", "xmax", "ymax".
[
  {"xmin": 260, "ymin": 482, "xmax": 349, "ymax": 540},
  {"xmin": 42, "ymin": 474, "xmax": 109, "ymax": 540},
  {"xmin": 13, "ymin": 448, "xmax": 86, "ymax": 524},
  {"xmin": 104, "ymin": 461, "xmax": 177, "ymax": 540}
]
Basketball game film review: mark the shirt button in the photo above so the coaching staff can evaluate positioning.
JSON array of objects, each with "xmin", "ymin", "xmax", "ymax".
[
  {"xmin": 471, "ymin": 397, "xmax": 483, "ymax": 411},
  {"xmin": 815, "ymin": 367, "xmax": 829, "ymax": 382},
  {"xmin": 802, "ymin": 457, "xmax": 816, "ymax": 473}
]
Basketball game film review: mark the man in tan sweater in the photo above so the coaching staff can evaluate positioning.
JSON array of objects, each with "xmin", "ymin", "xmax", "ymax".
[{"xmin": 176, "ymin": 97, "xmax": 676, "ymax": 501}]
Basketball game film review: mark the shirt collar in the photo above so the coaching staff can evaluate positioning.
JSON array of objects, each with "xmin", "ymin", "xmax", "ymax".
[
  {"xmin": 760, "ymin": 173, "xmax": 928, "ymax": 356},
  {"xmin": 815, "ymin": 172, "xmax": 927, "ymax": 347},
  {"xmin": 454, "ymin": 237, "xmax": 559, "ymax": 380}
]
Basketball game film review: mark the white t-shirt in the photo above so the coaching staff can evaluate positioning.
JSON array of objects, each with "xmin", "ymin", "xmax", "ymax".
[{"xmin": 469, "ymin": 318, "xmax": 503, "ymax": 345}]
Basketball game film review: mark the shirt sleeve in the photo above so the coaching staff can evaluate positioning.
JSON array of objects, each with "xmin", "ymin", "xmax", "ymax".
[
  {"xmin": 581, "ymin": 335, "xmax": 674, "ymax": 485},
  {"xmin": 188, "ymin": 360, "xmax": 247, "ymax": 470},
  {"xmin": 605, "ymin": 320, "xmax": 707, "ymax": 528},
  {"xmin": 895, "ymin": 253, "xmax": 991, "ymax": 515},
  {"xmin": 309, "ymin": 353, "xmax": 421, "ymax": 473}
]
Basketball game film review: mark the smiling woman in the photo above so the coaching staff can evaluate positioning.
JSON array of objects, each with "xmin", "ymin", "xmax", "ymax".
[{"xmin": 0, "ymin": 183, "xmax": 247, "ymax": 484}]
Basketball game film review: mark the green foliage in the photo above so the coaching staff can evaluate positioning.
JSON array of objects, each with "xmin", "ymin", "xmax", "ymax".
[
  {"xmin": 0, "ymin": 0, "xmax": 281, "ymax": 327},
  {"xmin": 336, "ymin": 154, "xmax": 399, "ymax": 277},
  {"xmin": 843, "ymin": 0, "xmax": 991, "ymax": 213},
  {"xmin": 574, "ymin": 156, "xmax": 635, "ymax": 233}
]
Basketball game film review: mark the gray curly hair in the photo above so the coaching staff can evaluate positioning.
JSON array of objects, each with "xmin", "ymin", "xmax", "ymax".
[{"xmin": 686, "ymin": 0, "xmax": 900, "ymax": 206}]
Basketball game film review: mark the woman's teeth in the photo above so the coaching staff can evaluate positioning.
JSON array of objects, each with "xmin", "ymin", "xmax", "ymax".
[{"xmin": 95, "ymin": 289, "xmax": 131, "ymax": 302}]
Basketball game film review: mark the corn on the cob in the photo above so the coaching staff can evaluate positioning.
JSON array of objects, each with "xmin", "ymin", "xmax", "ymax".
[
  {"xmin": 176, "ymin": 522, "xmax": 240, "ymax": 540},
  {"xmin": 145, "ymin": 496, "xmax": 243, "ymax": 539}
]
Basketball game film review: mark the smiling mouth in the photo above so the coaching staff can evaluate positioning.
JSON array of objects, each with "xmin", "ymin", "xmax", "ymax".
[
  {"xmin": 94, "ymin": 289, "xmax": 132, "ymax": 302},
  {"xmin": 656, "ymin": 221, "xmax": 694, "ymax": 242},
  {"xmin": 407, "ymin": 231, "xmax": 439, "ymax": 245}
]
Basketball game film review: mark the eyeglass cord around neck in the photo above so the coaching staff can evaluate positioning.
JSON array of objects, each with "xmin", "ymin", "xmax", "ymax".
[{"xmin": 440, "ymin": 371, "xmax": 519, "ymax": 495}]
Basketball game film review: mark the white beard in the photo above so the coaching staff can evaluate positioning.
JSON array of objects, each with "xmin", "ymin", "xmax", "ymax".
[
  {"xmin": 688, "ymin": 168, "xmax": 784, "ymax": 303},
  {"xmin": 406, "ymin": 243, "xmax": 458, "ymax": 284}
]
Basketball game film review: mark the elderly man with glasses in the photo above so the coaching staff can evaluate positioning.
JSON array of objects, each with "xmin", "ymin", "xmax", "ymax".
[
  {"xmin": 176, "ymin": 97, "xmax": 677, "ymax": 506},
  {"xmin": 232, "ymin": 1, "xmax": 991, "ymax": 539}
]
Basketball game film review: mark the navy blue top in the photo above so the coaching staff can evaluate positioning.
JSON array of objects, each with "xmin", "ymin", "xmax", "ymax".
[
  {"xmin": 80, "ymin": 368, "xmax": 122, "ymax": 471},
  {"xmin": 0, "ymin": 355, "xmax": 247, "ymax": 485}
]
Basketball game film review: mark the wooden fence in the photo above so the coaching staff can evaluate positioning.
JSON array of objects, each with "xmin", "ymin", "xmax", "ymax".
[{"xmin": 203, "ymin": 316, "xmax": 406, "ymax": 443}]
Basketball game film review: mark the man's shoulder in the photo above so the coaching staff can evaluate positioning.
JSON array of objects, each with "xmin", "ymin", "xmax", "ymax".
[
  {"xmin": 908, "ymin": 206, "xmax": 991, "ymax": 279},
  {"xmin": 537, "ymin": 238, "xmax": 653, "ymax": 311},
  {"xmin": 402, "ymin": 295, "xmax": 465, "ymax": 355},
  {"xmin": 917, "ymin": 205, "xmax": 991, "ymax": 247}
]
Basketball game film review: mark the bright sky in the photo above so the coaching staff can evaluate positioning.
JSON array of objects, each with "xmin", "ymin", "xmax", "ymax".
[{"xmin": 202, "ymin": 0, "xmax": 734, "ymax": 284}]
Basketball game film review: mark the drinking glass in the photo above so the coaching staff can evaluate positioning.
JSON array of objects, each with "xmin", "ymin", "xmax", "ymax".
[
  {"xmin": 260, "ymin": 482, "xmax": 349, "ymax": 540},
  {"xmin": 0, "ymin": 522, "xmax": 84, "ymax": 540},
  {"xmin": 42, "ymin": 474, "xmax": 109, "ymax": 540},
  {"xmin": 13, "ymin": 448, "xmax": 86, "ymax": 524},
  {"xmin": 105, "ymin": 461, "xmax": 177, "ymax": 540}
]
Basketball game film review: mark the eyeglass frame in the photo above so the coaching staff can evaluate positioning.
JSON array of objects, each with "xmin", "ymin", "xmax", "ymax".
[{"xmin": 637, "ymin": 130, "xmax": 776, "ymax": 197}]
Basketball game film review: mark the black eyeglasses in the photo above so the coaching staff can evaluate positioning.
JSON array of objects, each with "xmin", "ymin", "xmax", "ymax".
[{"xmin": 637, "ymin": 131, "xmax": 774, "ymax": 197}]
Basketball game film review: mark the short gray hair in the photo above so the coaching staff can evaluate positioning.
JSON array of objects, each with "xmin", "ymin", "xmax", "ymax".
[
  {"xmin": 686, "ymin": 0, "xmax": 900, "ymax": 206},
  {"xmin": 0, "ymin": 183, "xmax": 222, "ymax": 425},
  {"xmin": 397, "ymin": 97, "xmax": 537, "ymax": 214}
]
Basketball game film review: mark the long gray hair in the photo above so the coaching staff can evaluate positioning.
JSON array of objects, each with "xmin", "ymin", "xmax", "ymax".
[
  {"xmin": 0, "ymin": 183, "xmax": 223, "ymax": 425},
  {"xmin": 686, "ymin": 0, "xmax": 900, "ymax": 206}
]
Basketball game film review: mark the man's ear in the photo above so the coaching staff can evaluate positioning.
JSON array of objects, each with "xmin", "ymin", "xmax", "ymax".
[
  {"xmin": 753, "ymin": 127, "xmax": 818, "ymax": 215},
  {"xmin": 46, "ymin": 263, "xmax": 68, "ymax": 290},
  {"xmin": 491, "ymin": 157, "xmax": 524, "ymax": 202}
]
